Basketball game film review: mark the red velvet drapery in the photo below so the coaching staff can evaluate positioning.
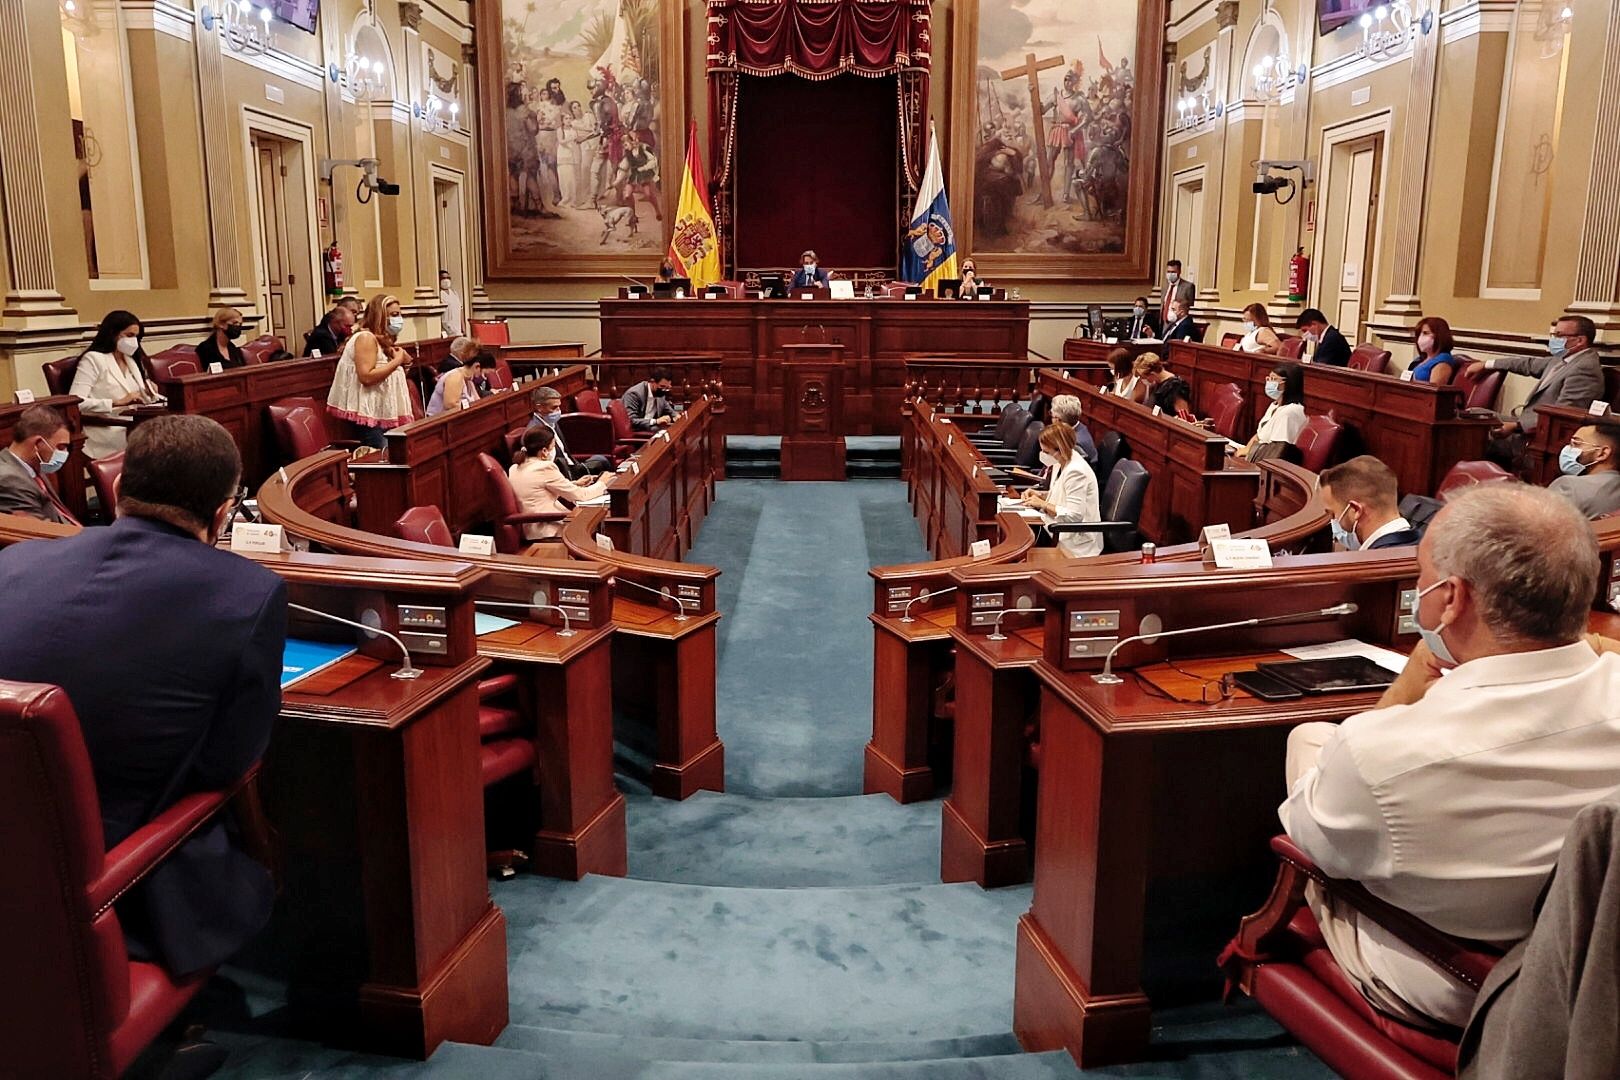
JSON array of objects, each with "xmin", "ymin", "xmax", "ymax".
[{"xmin": 707, "ymin": 0, "xmax": 932, "ymax": 273}]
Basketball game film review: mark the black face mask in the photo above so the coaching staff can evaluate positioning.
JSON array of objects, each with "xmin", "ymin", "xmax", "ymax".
[
  {"xmin": 225, "ymin": 324, "xmax": 244, "ymax": 340},
  {"xmin": 653, "ymin": 387, "xmax": 669, "ymax": 398}
]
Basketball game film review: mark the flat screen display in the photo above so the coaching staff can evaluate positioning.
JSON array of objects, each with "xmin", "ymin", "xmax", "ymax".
[
  {"xmin": 1319, "ymin": 0, "xmax": 1379, "ymax": 35},
  {"xmin": 268, "ymin": 0, "xmax": 318, "ymax": 34}
]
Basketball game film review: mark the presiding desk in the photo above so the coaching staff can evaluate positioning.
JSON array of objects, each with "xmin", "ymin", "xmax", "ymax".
[{"xmin": 599, "ymin": 297, "xmax": 1029, "ymax": 434}]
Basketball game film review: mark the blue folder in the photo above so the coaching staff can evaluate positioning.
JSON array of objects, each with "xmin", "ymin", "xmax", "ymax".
[{"xmin": 281, "ymin": 638, "xmax": 359, "ymax": 689}]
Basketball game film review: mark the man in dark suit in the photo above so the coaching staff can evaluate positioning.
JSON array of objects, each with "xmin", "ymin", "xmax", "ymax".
[
  {"xmin": 1296, "ymin": 308, "xmax": 1351, "ymax": 366},
  {"xmin": 0, "ymin": 404, "xmax": 76, "ymax": 524},
  {"xmin": 621, "ymin": 366, "xmax": 678, "ymax": 431},
  {"xmin": 1124, "ymin": 295, "xmax": 1161, "ymax": 340},
  {"xmin": 789, "ymin": 250, "xmax": 831, "ymax": 290},
  {"xmin": 1162, "ymin": 299, "xmax": 1200, "ymax": 342},
  {"xmin": 301, "ymin": 297, "xmax": 359, "ymax": 357},
  {"xmin": 529, "ymin": 385, "xmax": 609, "ymax": 476},
  {"xmin": 0, "ymin": 414, "xmax": 284, "ymax": 977},
  {"xmin": 1318, "ymin": 455, "xmax": 1421, "ymax": 550}
]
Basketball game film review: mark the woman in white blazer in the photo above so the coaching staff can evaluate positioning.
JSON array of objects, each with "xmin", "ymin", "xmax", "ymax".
[
  {"xmin": 70, "ymin": 310, "xmax": 159, "ymax": 459},
  {"xmin": 506, "ymin": 423, "xmax": 611, "ymax": 540},
  {"xmin": 1020, "ymin": 420, "xmax": 1103, "ymax": 557},
  {"xmin": 1237, "ymin": 362, "xmax": 1308, "ymax": 460}
]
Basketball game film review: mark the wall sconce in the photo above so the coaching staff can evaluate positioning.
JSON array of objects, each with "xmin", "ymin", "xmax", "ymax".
[
  {"xmin": 1359, "ymin": 2, "xmax": 1414, "ymax": 60},
  {"xmin": 414, "ymin": 96, "xmax": 460, "ymax": 134},
  {"xmin": 200, "ymin": 1, "xmax": 273, "ymax": 57},
  {"xmin": 1253, "ymin": 53, "xmax": 1307, "ymax": 102},
  {"xmin": 1176, "ymin": 90, "xmax": 1223, "ymax": 131},
  {"xmin": 333, "ymin": 54, "xmax": 390, "ymax": 103}
]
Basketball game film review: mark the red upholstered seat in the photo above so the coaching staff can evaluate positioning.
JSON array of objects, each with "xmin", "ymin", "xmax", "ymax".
[
  {"xmin": 393, "ymin": 505, "xmax": 455, "ymax": 548},
  {"xmin": 1207, "ymin": 389, "xmax": 1246, "ymax": 441},
  {"xmin": 1277, "ymin": 336, "xmax": 1306, "ymax": 360},
  {"xmin": 1349, "ymin": 345, "xmax": 1392, "ymax": 374},
  {"xmin": 480, "ymin": 738, "xmax": 537, "ymax": 787},
  {"xmin": 1448, "ymin": 355, "xmax": 1504, "ymax": 411},
  {"xmin": 557, "ymin": 412, "xmax": 617, "ymax": 462},
  {"xmin": 573, "ymin": 388, "xmax": 604, "ymax": 414},
  {"xmin": 42, "ymin": 355, "xmax": 80, "ymax": 397},
  {"xmin": 239, "ymin": 335, "xmax": 285, "ymax": 365},
  {"xmin": 1437, "ymin": 460, "xmax": 1515, "ymax": 501},
  {"xmin": 470, "ymin": 319, "xmax": 511, "ymax": 346},
  {"xmin": 0, "ymin": 680, "xmax": 238, "ymax": 1079},
  {"xmin": 607, "ymin": 399, "xmax": 653, "ymax": 456},
  {"xmin": 266, "ymin": 396, "xmax": 359, "ymax": 464},
  {"xmin": 1294, "ymin": 414, "xmax": 1343, "ymax": 473},
  {"xmin": 487, "ymin": 354, "xmax": 516, "ymax": 390},
  {"xmin": 475, "ymin": 451, "xmax": 567, "ymax": 554},
  {"xmin": 407, "ymin": 379, "xmax": 426, "ymax": 420},
  {"xmin": 88, "ymin": 452, "xmax": 124, "ymax": 522},
  {"xmin": 147, "ymin": 346, "xmax": 200, "ymax": 385},
  {"xmin": 1220, "ymin": 332, "xmax": 1242, "ymax": 349}
]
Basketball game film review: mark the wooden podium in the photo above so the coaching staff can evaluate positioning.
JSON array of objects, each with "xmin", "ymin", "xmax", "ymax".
[{"xmin": 780, "ymin": 344, "xmax": 847, "ymax": 481}]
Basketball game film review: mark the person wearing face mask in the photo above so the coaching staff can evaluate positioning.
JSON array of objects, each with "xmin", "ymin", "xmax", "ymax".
[
  {"xmin": 1548, "ymin": 421, "xmax": 1620, "ymax": 518},
  {"xmin": 326, "ymin": 292, "xmax": 415, "ymax": 449},
  {"xmin": 304, "ymin": 298, "xmax": 360, "ymax": 357},
  {"xmin": 1234, "ymin": 303, "xmax": 1282, "ymax": 355},
  {"xmin": 0, "ymin": 414, "xmax": 284, "ymax": 979},
  {"xmin": 1162, "ymin": 299, "xmax": 1199, "ymax": 343},
  {"xmin": 1316, "ymin": 455, "xmax": 1419, "ymax": 550},
  {"xmin": 438, "ymin": 270, "xmax": 466, "ymax": 338},
  {"xmin": 1293, "ymin": 309, "xmax": 1351, "ymax": 366},
  {"xmin": 0, "ymin": 405, "xmax": 78, "ymax": 524},
  {"xmin": 528, "ymin": 386, "xmax": 610, "ymax": 476},
  {"xmin": 72, "ymin": 310, "xmax": 161, "ymax": 459},
  {"xmin": 1236, "ymin": 362, "xmax": 1307, "ymax": 460},
  {"xmin": 196, "ymin": 306, "xmax": 248, "ymax": 372},
  {"xmin": 1160, "ymin": 259, "xmax": 1195, "ymax": 326},
  {"xmin": 1125, "ymin": 296, "xmax": 1160, "ymax": 340},
  {"xmin": 790, "ymin": 250, "xmax": 830, "ymax": 290},
  {"xmin": 1278, "ymin": 483, "xmax": 1620, "ymax": 1031},
  {"xmin": 1406, "ymin": 315, "xmax": 1456, "ymax": 384},
  {"xmin": 1018, "ymin": 420, "xmax": 1101, "ymax": 557},
  {"xmin": 956, "ymin": 259, "xmax": 988, "ymax": 299},
  {"xmin": 621, "ymin": 365, "xmax": 678, "ymax": 430},
  {"xmin": 1463, "ymin": 315, "xmax": 1606, "ymax": 464},
  {"xmin": 507, "ymin": 423, "xmax": 611, "ymax": 540}
]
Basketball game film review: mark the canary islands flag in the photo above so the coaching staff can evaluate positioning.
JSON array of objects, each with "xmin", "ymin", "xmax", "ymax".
[
  {"xmin": 901, "ymin": 121, "xmax": 957, "ymax": 289},
  {"xmin": 667, "ymin": 121, "xmax": 722, "ymax": 289}
]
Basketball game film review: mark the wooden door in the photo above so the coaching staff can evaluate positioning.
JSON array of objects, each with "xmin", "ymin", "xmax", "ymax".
[
  {"xmin": 1334, "ymin": 138, "xmax": 1382, "ymax": 339},
  {"xmin": 253, "ymin": 135, "xmax": 294, "ymax": 339}
]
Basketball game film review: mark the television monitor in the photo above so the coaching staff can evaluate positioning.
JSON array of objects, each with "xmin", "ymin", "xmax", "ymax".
[
  {"xmin": 268, "ymin": 0, "xmax": 319, "ymax": 34},
  {"xmin": 1088, "ymin": 304, "xmax": 1106, "ymax": 331},
  {"xmin": 937, "ymin": 278, "xmax": 963, "ymax": 299},
  {"xmin": 1318, "ymin": 0, "xmax": 1379, "ymax": 35},
  {"xmin": 758, "ymin": 273, "xmax": 787, "ymax": 299}
]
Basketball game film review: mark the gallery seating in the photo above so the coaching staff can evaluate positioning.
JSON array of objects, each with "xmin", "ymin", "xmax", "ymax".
[{"xmin": 1294, "ymin": 414, "xmax": 1343, "ymax": 473}]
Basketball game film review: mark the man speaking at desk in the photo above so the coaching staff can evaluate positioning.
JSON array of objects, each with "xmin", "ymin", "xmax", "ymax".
[{"xmin": 790, "ymin": 250, "xmax": 830, "ymax": 289}]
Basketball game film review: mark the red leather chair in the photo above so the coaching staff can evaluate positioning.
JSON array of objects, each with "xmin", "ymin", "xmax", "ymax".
[
  {"xmin": 607, "ymin": 399, "xmax": 653, "ymax": 457},
  {"xmin": 1448, "ymin": 355, "xmax": 1505, "ymax": 412},
  {"xmin": 1208, "ymin": 389, "xmax": 1247, "ymax": 442},
  {"xmin": 556, "ymin": 412, "xmax": 618, "ymax": 464},
  {"xmin": 43, "ymin": 355, "xmax": 80, "ymax": 397},
  {"xmin": 266, "ymin": 397, "xmax": 359, "ymax": 463},
  {"xmin": 0, "ymin": 680, "xmax": 246, "ymax": 1078},
  {"xmin": 239, "ymin": 335, "xmax": 285, "ymax": 365},
  {"xmin": 474, "ymin": 452, "xmax": 568, "ymax": 554},
  {"xmin": 393, "ymin": 505, "xmax": 455, "ymax": 548},
  {"xmin": 87, "ymin": 452, "xmax": 124, "ymax": 522},
  {"xmin": 1295, "ymin": 414, "xmax": 1343, "ymax": 473},
  {"xmin": 146, "ymin": 346, "xmax": 200, "ymax": 385},
  {"xmin": 470, "ymin": 319, "xmax": 511, "ymax": 346},
  {"xmin": 484, "ymin": 353, "xmax": 516, "ymax": 391},
  {"xmin": 1277, "ymin": 336, "xmax": 1307, "ymax": 361},
  {"xmin": 1221, "ymin": 835, "xmax": 1502, "ymax": 1080},
  {"xmin": 1348, "ymin": 345, "xmax": 1392, "ymax": 375},
  {"xmin": 1437, "ymin": 459, "xmax": 1515, "ymax": 501},
  {"xmin": 573, "ymin": 388, "xmax": 604, "ymax": 414},
  {"xmin": 1220, "ymin": 332, "xmax": 1242, "ymax": 349}
]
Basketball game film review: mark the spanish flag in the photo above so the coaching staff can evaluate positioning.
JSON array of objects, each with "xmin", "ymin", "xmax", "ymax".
[{"xmin": 667, "ymin": 121, "xmax": 722, "ymax": 289}]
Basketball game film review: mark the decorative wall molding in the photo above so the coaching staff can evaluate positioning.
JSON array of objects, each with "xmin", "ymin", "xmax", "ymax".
[
  {"xmin": 221, "ymin": 41, "xmax": 327, "ymax": 92},
  {"xmin": 1440, "ymin": 0, "xmax": 1518, "ymax": 43},
  {"xmin": 1167, "ymin": 0, "xmax": 1221, "ymax": 44},
  {"xmin": 1309, "ymin": 39, "xmax": 1412, "ymax": 91},
  {"xmin": 122, "ymin": 1, "xmax": 195, "ymax": 42}
]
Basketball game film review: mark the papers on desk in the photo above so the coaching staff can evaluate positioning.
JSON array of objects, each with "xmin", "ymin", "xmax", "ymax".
[
  {"xmin": 475, "ymin": 613, "xmax": 520, "ymax": 636},
  {"xmin": 996, "ymin": 497, "xmax": 1046, "ymax": 520},
  {"xmin": 281, "ymin": 638, "xmax": 359, "ymax": 689},
  {"xmin": 1282, "ymin": 639, "xmax": 1408, "ymax": 675},
  {"xmin": 575, "ymin": 493, "xmax": 611, "ymax": 506}
]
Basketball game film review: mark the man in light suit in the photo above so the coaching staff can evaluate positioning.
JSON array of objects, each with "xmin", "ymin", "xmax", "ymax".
[
  {"xmin": 1160, "ymin": 259, "xmax": 1196, "ymax": 326},
  {"xmin": 1466, "ymin": 315, "xmax": 1607, "ymax": 463},
  {"xmin": 0, "ymin": 415, "xmax": 284, "ymax": 978},
  {"xmin": 0, "ymin": 405, "xmax": 76, "ymax": 524},
  {"xmin": 621, "ymin": 366, "xmax": 678, "ymax": 431},
  {"xmin": 789, "ymin": 250, "xmax": 831, "ymax": 290}
]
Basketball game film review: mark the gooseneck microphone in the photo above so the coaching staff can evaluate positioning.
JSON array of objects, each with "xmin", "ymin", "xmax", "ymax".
[
  {"xmin": 1092, "ymin": 602, "xmax": 1359, "ymax": 685},
  {"xmin": 615, "ymin": 576, "xmax": 697, "ymax": 621},
  {"xmin": 287, "ymin": 603, "xmax": 422, "ymax": 680},
  {"xmin": 476, "ymin": 598, "xmax": 576, "ymax": 637}
]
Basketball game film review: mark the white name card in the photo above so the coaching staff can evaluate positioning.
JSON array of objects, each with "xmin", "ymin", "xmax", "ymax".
[
  {"xmin": 12, "ymin": 389, "xmax": 34, "ymax": 404},
  {"xmin": 656, "ymin": 429, "xmax": 671, "ymax": 441},
  {"xmin": 1399, "ymin": 369, "xmax": 1414, "ymax": 382},
  {"xmin": 1589, "ymin": 400, "xmax": 1612, "ymax": 417},
  {"xmin": 970, "ymin": 539, "xmax": 992, "ymax": 558},
  {"xmin": 1201, "ymin": 523, "xmax": 1232, "ymax": 546},
  {"xmin": 630, "ymin": 460, "xmax": 640, "ymax": 475},
  {"xmin": 594, "ymin": 533, "xmax": 614, "ymax": 552},
  {"xmin": 310, "ymin": 348, "xmax": 322, "ymax": 357},
  {"xmin": 1211, "ymin": 538, "xmax": 1273, "ymax": 569},
  {"xmin": 230, "ymin": 522, "xmax": 285, "ymax": 554},
  {"xmin": 457, "ymin": 534, "xmax": 494, "ymax": 556},
  {"xmin": 1151, "ymin": 405, "xmax": 1163, "ymax": 416},
  {"xmin": 904, "ymin": 293, "xmax": 916, "ymax": 300},
  {"xmin": 947, "ymin": 434, "xmax": 954, "ymax": 446},
  {"xmin": 209, "ymin": 362, "xmax": 224, "ymax": 374}
]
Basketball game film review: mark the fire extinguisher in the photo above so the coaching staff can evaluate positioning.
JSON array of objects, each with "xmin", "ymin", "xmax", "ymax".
[
  {"xmin": 1288, "ymin": 247, "xmax": 1309, "ymax": 303},
  {"xmin": 323, "ymin": 241, "xmax": 344, "ymax": 298}
]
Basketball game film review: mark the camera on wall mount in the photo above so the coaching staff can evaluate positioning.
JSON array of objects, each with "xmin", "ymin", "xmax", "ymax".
[
  {"xmin": 1253, "ymin": 160, "xmax": 1315, "ymax": 204},
  {"xmin": 319, "ymin": 157, "xmax": 400, "ymax": 203}
]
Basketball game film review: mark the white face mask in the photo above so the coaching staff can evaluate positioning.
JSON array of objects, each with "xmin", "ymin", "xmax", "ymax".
[
  {"xmin": 1243, "ymin": 320, "xmax": 1257, "ymax": 334},
  {"xmin": 1166, "ymin": 272, "xmax": 1179, "ymax": 284},
  {"xmin": 1417, "ymin": 333, "xmax": 1434, "ymax": 353},
  {"xmin": 387, "ymin": 315, "xmax": 405, "ymax": 335},
  {"xmin": 116, "ymin": 335, "xmax": 140, "ymax": 357},
  {"xmin": 1038, "ymin": 451, "xmax": 1059, "ymax": 468},
  {"xmin": 440, "ymin": 279, "xmax": 453, "ymax": 292},
  {"xmin": 803, "ymin": 263, "xmax": 816, "ymax": 273}
]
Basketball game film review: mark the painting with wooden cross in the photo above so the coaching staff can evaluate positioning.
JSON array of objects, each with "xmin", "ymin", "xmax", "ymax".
[{"xmin": 950, "ymin": 0, "xmax": 1163, "ymax": 281}]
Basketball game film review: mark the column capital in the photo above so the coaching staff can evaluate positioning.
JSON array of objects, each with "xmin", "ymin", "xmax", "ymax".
[
  {"xmin": 1163, "ymin": 41, "xmax": 1177, "ymax": 66},
  {"xmin": 398, "ymin": 2, "xmax": 423, "ymax": 32},
  {"xmin": 1216, "ymin": 1, "xmax": 1241, "ymax": 30},
  {"xmin": 461, "ymin": 42, "xmax": 476, "ymax": 67}
]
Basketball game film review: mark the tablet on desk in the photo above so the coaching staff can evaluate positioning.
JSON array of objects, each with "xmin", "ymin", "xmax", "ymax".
[{"xmin": 1255, "ymin": 656, "xmax": 1396, "ymax": 694}]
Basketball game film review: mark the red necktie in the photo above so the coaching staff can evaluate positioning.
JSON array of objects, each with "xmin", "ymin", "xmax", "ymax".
[{"xmin": 35, "ymin": 474, "xmax": 80, "ymax": 527}]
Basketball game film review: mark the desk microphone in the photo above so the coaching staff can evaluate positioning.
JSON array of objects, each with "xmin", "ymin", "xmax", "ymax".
[
  {"xmin": 476, "ymin": 598, "xmax": 577, "ymax": 637},
  {"xmin": 287, "ymin": 602, "xmax": 422, "ymax": 680},
  {"xmin": 1092, "ymin": 602, "xmax": 1358, "ymax": 685}
]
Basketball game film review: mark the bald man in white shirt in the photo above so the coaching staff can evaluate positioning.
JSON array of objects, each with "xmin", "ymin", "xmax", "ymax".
[{"xmin": 1280, "ymin": 483, "xmax": 1620, "ymax": 1030}]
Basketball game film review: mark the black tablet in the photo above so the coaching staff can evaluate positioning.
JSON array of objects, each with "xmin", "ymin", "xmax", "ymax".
[{"xmin": 1257, "ymin": 656, "xmax": 1396, "ymax": 694}]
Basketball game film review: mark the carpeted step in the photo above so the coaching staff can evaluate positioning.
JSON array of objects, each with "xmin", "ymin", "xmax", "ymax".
[
  {"xmin": 495, "ymin": 875, "xmax": 1031, "ymax": 1042},
  {"xmin": 625, "ymin": 790, "xmax": 944, "ymax": 887},
  {"xmin": 495, "ymin": 1024, "xmax": 1022, "ymax": 1064}
]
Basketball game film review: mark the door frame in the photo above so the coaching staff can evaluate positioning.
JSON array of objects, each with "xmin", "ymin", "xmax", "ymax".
[
  {"xmin": 428, "ymin": 162, "xmax": 470, "ymax": 303},
  {"xmin": 241, "ymin": 108, "xmax": 322, "ymax": 338},
  {"xmin": 1169, "ymin": 165, "xmax": 1209, "ymax": 294},
  {"xmin": 1310, "ymin": 111, "xmax": 1392, "ymax": 337}
]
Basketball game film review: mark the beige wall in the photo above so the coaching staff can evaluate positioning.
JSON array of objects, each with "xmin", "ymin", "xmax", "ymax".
[{"xmin": 0, "ymin": 0, "xmax": 475, "ymax": 399}]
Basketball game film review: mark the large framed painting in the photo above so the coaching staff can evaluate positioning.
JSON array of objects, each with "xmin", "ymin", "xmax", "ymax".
[
  {"xmin": 477, "ymin": 0, "xmax": 684, "ymax": 279},
  {"xmin": 950, "ymin": 0, "xmax": 1164, "ymax": 281}
]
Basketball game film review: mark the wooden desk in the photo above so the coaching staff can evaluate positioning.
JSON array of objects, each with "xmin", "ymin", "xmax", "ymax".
[
  {"xmin": 0, "ymin": 394, "xmax": 89, "ymax": 522},
  {"xmin": 594, "ymin": 399, "xmax": 723, "ymax": 559},
  {"xmin": 165, "ymin": 356, "xmax": 338, "ymax": 487},
  {"xmin": 599, "ymin": 298, "xmax": 1029, "ymax": 434},
  {"xmin": 1060, "ymin": 339, "xmax": 1154, "ymax": 387},
  {"xmin": 1166, "ymin": 341, "xmax": 1495, "ymax": 497}
]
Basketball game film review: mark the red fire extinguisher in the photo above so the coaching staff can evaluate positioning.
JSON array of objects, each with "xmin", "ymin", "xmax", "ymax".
[
  {"xmin": 323, "ymin": 241, "xmax": 344, "ymax": 297},
  {"xmin": 1288, "ymin": 248, "xmax": 1309, "ymax": 303}
]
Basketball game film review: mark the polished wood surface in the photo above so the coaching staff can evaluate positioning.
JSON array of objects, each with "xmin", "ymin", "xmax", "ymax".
[
  {"xmin": 780, "ymin": 346, "xmax": 848, "ymax": 481},
  {"xmin": 165, "ymin": 355, "xmax": 338, "ymax": 487},
  {"xmin": 1166, "ymin": 341, "xmax": 1494, "ymax": 497},
  {"xmin": 599, "ymin": 298, "xmax": 1029, "ymax": 434},
  {"xmin": 0, "ymin": 394, "xmax": 90, "ymax": 521}
]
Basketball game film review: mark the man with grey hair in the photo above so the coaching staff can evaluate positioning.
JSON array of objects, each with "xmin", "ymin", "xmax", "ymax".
[
  {"xmin": 1279, "ymin": 483, "xmax": 1620, "ymax": 1030},
  {"xmin": 528, "ymin": 385, "xmax": 609, "ymax": 477}
]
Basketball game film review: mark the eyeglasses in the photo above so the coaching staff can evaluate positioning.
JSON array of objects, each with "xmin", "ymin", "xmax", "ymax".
[
  {"xmin": 1135, "ymin": 666, "xmax": 1236, "ymax": 706},
  {"xmin": 1570, "ymin": 438, "xmax": 1601, "ymax": 450}
]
